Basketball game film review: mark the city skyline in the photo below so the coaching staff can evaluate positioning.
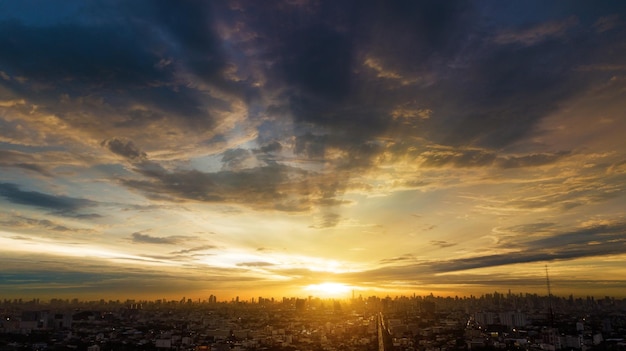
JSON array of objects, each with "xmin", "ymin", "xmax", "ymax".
[
  {"xmin": 3, "ymin": 287, "xmax": 622, "ymax": 304},
  {"xmin": 1, "ymin": 1, "xmax": 626, "ymax": 301}
]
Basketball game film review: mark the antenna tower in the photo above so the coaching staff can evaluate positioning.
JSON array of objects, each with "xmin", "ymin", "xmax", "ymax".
[{"xmin": 545, "ymin": 265, "xmax": 554, "ymax": 326}]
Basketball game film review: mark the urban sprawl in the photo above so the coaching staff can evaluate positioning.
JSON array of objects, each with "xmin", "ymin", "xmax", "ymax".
[{"xmin": 1, "ymin": 292, "xmax": 625, "ymax": 351}]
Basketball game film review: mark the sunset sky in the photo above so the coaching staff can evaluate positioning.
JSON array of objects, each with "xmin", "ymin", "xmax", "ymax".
[{"xmin": 1, "ymin": 1, "xmax": 626, "ymax": 301}]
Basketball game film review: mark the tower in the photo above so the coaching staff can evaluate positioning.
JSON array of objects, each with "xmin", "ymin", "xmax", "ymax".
[{"xmin": 545, "ymin": 265, "xmax": 554, "ymax": 326}]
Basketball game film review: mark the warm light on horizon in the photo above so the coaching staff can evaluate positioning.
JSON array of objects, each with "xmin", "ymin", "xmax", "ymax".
[{"xmin": 303, "ymin": 282, "xmax": 352, "ymax": 298}]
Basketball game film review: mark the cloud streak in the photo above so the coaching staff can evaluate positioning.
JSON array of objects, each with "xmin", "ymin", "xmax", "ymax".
[
  {"xmin": 131, "ymin": 232, "xmax": 193, "ymax": 245},
  {"xmin": 0, "ymin": 183, "xmax": 98, "ymax": 217}
]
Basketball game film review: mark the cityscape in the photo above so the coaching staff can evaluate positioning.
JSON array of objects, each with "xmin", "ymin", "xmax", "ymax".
[{"xmin": 1, "ymin": 291, "xmax": 625, "ymax": 350}]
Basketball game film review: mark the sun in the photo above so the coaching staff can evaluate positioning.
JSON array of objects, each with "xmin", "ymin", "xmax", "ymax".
[{"xmin": 304, "ymin": 282, "xmax": 351, "ymax": 298}]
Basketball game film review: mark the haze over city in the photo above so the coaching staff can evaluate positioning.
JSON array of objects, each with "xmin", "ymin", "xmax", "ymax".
[{"xmin": 1, "ymin": 1, "xmax": 626, "ymax": 301}]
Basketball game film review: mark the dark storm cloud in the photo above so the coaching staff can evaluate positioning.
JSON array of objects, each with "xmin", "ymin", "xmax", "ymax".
[
  {"xmin": 121, "ymin": 159, "xmax": 327, "ymax": 212},
  {"xmin": 221, "ymin": 148, "xmax": 254, "ymax": 171},
  {"xmin": 257, "ymin": 141, "xmax": 282, "ymax": 154},
  {"xmin": 128, "ymin": 166, "xmax": 278, "ymax": 203},
  {"xmin": 142, "ymin": 0, "xmax": 233, "ymax": 90},
  {"xmin": 0, "ymin": 182, "xmax": 96, "ymax": 215},
  {"xmin": 2, "ymin": 0, "xmax": 624, "ymax": 233},
  {"xmin": 430, "ymin": 49, "xmax": 575, "ymax": 149},
  {"xmin": 2, "ymin": 1, "xmax": 622, "ymax": 151},
  {"xmin": 357, "ymin": 4, "xmax": 622, "ymax": 150},
  {"xmin": 294, "ymin": 134, "xmax": 328, "ymax": 160},
  {"xmin": 267, "ymin": 0, "xmax": 582, "ymax": 151},
  {"xmin": 101, "ymin": 138, "xmax": 147, "ymax": 161},
  {"xmin": 108, "ymin": 138, "xmax": 353, "ymax": 214},
  {"xmin": 227, "ymin": 0, "xmax": 619, "ymax": 208},
  {"xmin": 0, "ymin": 1, "xmax": 241, "ymax": 135},
  {"xmin": 0, "ymin": 21, "xmax": 165, "ymax": 87},
  {"xmin": 283, "ymin": 25, "xmax": 353, "ymax": 102},
  {"xmin": 240, "ymin": 1, "xmax": 464, "ymax": 138}
]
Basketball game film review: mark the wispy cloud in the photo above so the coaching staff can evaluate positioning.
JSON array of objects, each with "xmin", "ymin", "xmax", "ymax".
[
  {"xmin": 494, "ymin": 16, "xmax": 579, "ymax": 46},
  {"xmin": 237, "ymin": 262, "xmax": 275, "ymax": 267},
  {"xmin": 430, "ymin": 240, "xmax": 457, "ymax": 248},
  {"xmin": 170, "ymin": 245, "xmax": 218, "ymax": 255},
  {"xmin": 0, "ymin": 183, "xmax": 98, "ymax": 217},
  {"xmin": 131, "ymin": 232, "xmax": 194, "ymax": 245}
]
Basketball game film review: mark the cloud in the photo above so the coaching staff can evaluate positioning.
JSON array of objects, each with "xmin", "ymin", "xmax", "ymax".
[
  {"xmin": 0, "ymin": 252, "xmax": 268, "ymax": 297},
  {"xmin": 118, "ymin": 153, "xmax": 361, "ymax": 217},
  {"xmin": 527, "ymin": 222, "xmax": 626, "ymax": 249},
  {"xmin": 221, "ymin": 148, "xmax": 257, "ymax": 171},
  {"xmin": 131, "ymin": 232, "xmax": 192, "ymax": 245},
  {"xmin": 379, "ymin": 254, "xmax": 415, "ymax": 264},
  {"xmin": 0, "ymin": 214, "xmax": 94, "ymax": 234},
  {"xmin": 236, "ymin": 262, "xmax": 275, "ymax": 267},
  {"xmin": 352, "ymin": 222, "xmax": 626, "ymax": 287},
  {"xmin": 363, "ymin": 57, "xmax": 402, "ymax": 79},
  {"xmin": 102, "ymin": 138, "xmax": 147, "ymax": 161},
  {"xmin": 0, "ymin": 149, "xmax": 54, "ymax": 176},
  {"xmin": 433, "ymin": 222, "xmax": 626, "ymax": 273},
  {"xmin": 494, "ymin": 16, "xmax": 579, "ymax": 46},
  {"xmin": 257, "ymin": 141, "xmax": 283, "ymax": 154},
  {"xmin": 0, "ymin": 21, "xmax": 166, "ymax": 87},
  {"xmin": 0, "ymin": 99, "xmax": 26, "ymax": 107},
  {"xmin": 142, "ymin": 1, "xmax": 231, "ymax": 88},
  {"xmin": 0, "ymin": 6, "xmax": 249, "ymax": 157},
  {"xmin": 0, "ymin": 183, "xmax": 97, "ymax": 216},
  {"xmin": 2, "ymin": 1, "xmax": 610, "ymax": 222},
  {"xmin": 501, "ymin": 222, "xmax": 556, "ymax": 235},
  {"xmin": 496, "ymin": 151, "xmax": 571, "ymax": 168},
  {"xmin": 309, "ymin": 212, "xmax": 342, "ymax": 229},
  {"xmin": 419, "ymin": 148, "xmax": 497, "ymax": 168},
  {"xmin": 170, "ymin": 245, "xmax": 218, "ymax": 255},
  {"xmin": 430, "ymin": 240, "xmax": 457, "ymax": 248},
  {"xmin": 125, "ymin": 165, "xmax": 290, "ymax": 206},
  {"xmin": 500, "ymin": 172, "xmax": 625, "ymax": 212},
  {"xmin": 593, "ymin": 14, "xmax": 621, "ymax": 33}
]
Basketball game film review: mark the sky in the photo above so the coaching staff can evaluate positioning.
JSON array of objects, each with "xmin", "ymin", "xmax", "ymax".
[{"xmin": 1, "ymin": 1, "xmax": 626, "ymax": 301}]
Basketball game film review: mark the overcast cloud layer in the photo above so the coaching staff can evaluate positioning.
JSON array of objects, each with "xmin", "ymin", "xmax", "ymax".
[{"xmin": 1, "ymin": 1, "xmax": 626, "ymax": 300}]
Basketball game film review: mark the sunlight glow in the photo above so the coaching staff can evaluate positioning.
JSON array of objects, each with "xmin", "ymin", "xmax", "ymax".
[
  {"xmin": 304, "ymin": 282, "xmax": 351, "ymax": 298},
  {"xmin": 0, "ymin": 232, "xmax": 175, "ymax": 267}
]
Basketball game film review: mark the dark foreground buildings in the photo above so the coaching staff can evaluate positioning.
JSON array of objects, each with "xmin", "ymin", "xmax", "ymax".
[{"xmin": 1, "ymin": 292, "xmax": 625, "ymax": 351}]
